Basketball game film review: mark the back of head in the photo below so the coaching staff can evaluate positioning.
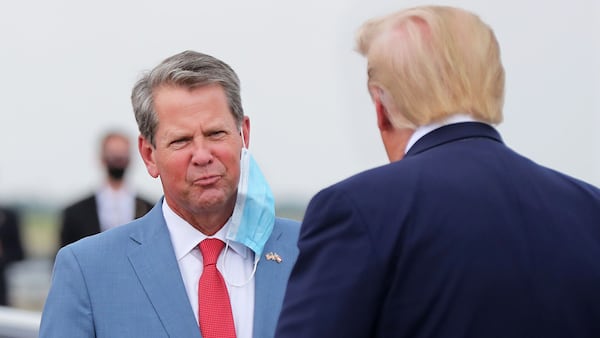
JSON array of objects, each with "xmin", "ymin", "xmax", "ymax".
[
  {"xmin": 355, "ymin": 6, "xmax": 505, "ymax": 128},
  {"xmin": 131, "ymin": 50, "xmax": 244, "ymax": 147}
]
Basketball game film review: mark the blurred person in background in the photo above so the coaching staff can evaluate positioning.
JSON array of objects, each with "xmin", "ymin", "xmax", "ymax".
[
  {"xmin": 59, "ymin": 130, "xmax": 154, "ymax": 248},
  {"xmin": 40, "ymin": 50, "xmax": 300, "ymax": 338},
  {"xmin": 276, "ymin": 5, "xmax": 600, "ymax": 338},
  {"xmin": 0, "ymin": 205, "xmax": 25, "ymax": 306}
]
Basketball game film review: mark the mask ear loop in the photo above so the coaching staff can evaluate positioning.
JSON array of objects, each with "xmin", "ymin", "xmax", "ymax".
[
  {"xmin": 241, "ymin": 126, "xmax": 247, "ymax": 149},
  {"xmin": 221, "ymin": 239, "xmax": 259, "ymax": 288}
]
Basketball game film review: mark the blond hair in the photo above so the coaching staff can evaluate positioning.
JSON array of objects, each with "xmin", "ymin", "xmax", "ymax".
[{"xmin": 355, "ymin": 6, "xmax": 505, "ymax": 128}]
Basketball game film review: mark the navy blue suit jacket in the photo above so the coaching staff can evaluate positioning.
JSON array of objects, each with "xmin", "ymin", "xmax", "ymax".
[{"xmin": 276, "ymin": 122, "xmax": 600, "ymax": 338}]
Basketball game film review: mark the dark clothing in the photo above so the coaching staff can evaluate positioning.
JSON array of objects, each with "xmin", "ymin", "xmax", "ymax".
[
  {"xmin": 276, "ymin": 122, "xmax": 600, "ymax": 338},
  {"xmin": 60, "ymin": 194, "xmax": 153, "ymax": 248},
  {"xmin": 0, "ymin": 207, "xmax": 25, "ymax": 306}
]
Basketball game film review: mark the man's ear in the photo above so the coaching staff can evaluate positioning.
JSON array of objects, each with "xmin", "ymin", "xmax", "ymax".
[
  {"xmin": 369, "ymin": 85, "xmax": 393, "ymax": 131},
  {"xmin": 241, "ymin": 116, "xmax": 250, "ymax": 148},
  {"xmin": 138, "ymin": 135, "xmax": 159, "ymax": 178}
]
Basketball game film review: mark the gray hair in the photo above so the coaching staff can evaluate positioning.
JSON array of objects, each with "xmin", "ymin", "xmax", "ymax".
[{"xmin": 131, "ymin": 50, "xmax": 244, "ymax": 146}]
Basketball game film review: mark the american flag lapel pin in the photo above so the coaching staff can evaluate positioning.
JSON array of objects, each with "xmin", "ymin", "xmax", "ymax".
[{"xmin": 265, "ymin": 252, "xmax": 283, "ymax": 263}]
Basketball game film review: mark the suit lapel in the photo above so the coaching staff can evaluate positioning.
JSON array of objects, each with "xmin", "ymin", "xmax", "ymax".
[
  {"xmin": 127, "ymin": 205, "xmax": 201, "ymax": 338},
  {"xmin": 253, "ymin": 220, "xmax": 299, "ymax": 338}
]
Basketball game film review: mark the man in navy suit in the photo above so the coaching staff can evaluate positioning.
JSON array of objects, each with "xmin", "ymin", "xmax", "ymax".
[
  {"xmin": 276, "ymin": 5, "xmax": 600, "ymax": 338},
  {"xmin": 40, "ymin": 50, "xmax": 299, "ymax": 338}
]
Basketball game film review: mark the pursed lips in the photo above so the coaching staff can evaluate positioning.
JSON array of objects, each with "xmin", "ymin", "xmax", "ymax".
[{"xmin": 192, "ymin": 174, "xmax": 221, "ymax": 186}]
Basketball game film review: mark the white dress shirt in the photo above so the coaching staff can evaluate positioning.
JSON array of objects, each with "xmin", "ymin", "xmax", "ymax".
[
  {"xmin": 96, "ymin": 184, "xmax": 136, "ymax": 232},
  {"xmin": 404, "ymin": 114, "xmax": 478, "ymax": 154},
  {"xmin": 162, "ymin": 200, "xmax": 255, "ymax": 338}
]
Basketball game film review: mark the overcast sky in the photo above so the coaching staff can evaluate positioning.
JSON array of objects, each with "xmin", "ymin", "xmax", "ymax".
[{"xmin": 0, "ymin": 0, "xmax": 598, "ymax": 209}]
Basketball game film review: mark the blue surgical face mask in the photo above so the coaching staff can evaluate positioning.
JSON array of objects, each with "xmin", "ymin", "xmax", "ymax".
[{"xmin": 226, "ymin": 145, "xmax": 275, "ymax": 260}]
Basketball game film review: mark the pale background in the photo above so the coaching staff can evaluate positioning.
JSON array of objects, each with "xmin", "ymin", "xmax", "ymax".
[
  {"xmin": 1, "ymin": 0, "xmax": 599, "ymax": 209},
  {"xmin": 0, "ymin": 0, "xmax": 599, "ymax": 314}
]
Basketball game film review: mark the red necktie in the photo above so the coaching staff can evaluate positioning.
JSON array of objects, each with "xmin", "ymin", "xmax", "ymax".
[{"xmin": 198, "ymin": 238, "xmax": 237, "ymax": 338}]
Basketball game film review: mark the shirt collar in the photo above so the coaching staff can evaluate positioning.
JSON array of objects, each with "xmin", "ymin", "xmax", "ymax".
[
  {"xmin": 96, "ymin": 183, "xmax": 133, "ymax": 198},
  {"xmin": 162, "ymin": 199, "xmax": 250, "ymax": 261},
  {"xmin": 404, "ymin": 114, "xmax": 478, "ymax": 154}
]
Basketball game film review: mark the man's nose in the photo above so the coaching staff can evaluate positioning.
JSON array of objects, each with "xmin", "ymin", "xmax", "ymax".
[{"xmin": 190, "ymin": 141, "xmax": 213, "ymax": 165}]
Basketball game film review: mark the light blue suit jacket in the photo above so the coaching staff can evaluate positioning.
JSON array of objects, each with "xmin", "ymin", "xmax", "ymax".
[{"xmin": 39, "ymin": 201, "xmax": 300, "ymax": 338}]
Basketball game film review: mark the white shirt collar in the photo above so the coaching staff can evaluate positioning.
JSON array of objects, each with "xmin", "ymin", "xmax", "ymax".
[
  {"xmin": 97, "ymin": 182, "xmax": 134, "ymax": 197},
  {"xmin": 404, "ymin": 114, "xmax": 478, "ymax": 154},
  {"xmin": 95, "ymin": 183, "xmax": 136, "ymax": 231},
  {"xmin": 161, "ymin": 199, "xmax": 250, "ymax": 261}
]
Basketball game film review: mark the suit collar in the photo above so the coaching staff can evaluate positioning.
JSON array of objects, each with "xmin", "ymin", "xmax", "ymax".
[
  {"xmin": 127, "ymin": 202, "xmax": 201, "ymax": 338},
  {"xmin": 405, "ymin": 122, "xmax": 503, "ymax": 157},
  {"xmin": 405, "ymin": 114, "xmax": 476, "ymax": 153}
]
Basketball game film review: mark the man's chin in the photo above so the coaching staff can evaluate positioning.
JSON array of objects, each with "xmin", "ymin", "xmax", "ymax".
[{"xmin": 193, "ymin": 192, "xmax": 235, "ymax": 212}]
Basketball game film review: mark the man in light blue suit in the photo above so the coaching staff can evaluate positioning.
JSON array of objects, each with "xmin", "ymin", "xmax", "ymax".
[{"xmin": 40, "ymin": 50, "xmax": 299, "ymax": 338}]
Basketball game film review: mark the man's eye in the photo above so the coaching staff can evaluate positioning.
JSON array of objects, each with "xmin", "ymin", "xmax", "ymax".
[
  {"xmin": 170, "ymin": 138, "xmax": 189, "ymax": 147},
  {"xmin": 209, "ymin": 131, "xmax": 226, "ymax": 138}
]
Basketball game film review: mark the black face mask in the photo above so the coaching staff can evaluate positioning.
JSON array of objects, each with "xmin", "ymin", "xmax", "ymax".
[{"xmin": 107, "ymin": 166, "xmax": 126, "ymax": 180}]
